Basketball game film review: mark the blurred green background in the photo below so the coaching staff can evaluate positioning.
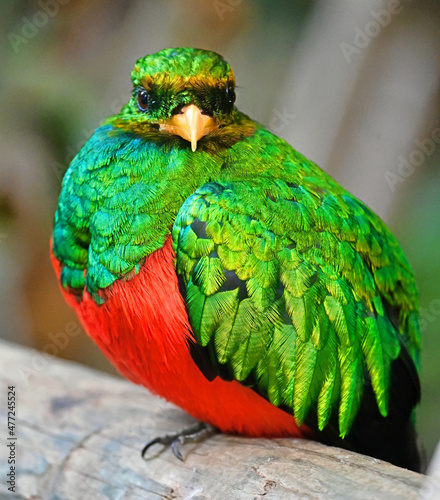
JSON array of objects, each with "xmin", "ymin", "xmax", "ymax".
[{"xmin": 1, "ymin": 0, "xmax": 439, "ymax": 465}]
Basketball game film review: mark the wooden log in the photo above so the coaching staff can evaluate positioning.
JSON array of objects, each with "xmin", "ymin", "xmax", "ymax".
[{"xmin": 0, "ymin": 340, "xmax": 427, "ymax": 499}]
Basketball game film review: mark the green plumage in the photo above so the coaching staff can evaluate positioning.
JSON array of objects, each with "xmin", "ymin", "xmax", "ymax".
[
  {"xmin": 172, "ymin": 168, "xmax": 417, "ymax": 437},
  {"xmin": 52, "ymin": 48, "xmax": 420, "ymax": 463}
]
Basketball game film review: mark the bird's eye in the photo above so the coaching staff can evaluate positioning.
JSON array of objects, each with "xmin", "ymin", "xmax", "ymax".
[
  {"xmin": 226, "ymin": 83, "xmax": 236, "ymax": 105},
  {"xmin": 137, "ymin": 89, "xmax": 150, "ymax": 111}
]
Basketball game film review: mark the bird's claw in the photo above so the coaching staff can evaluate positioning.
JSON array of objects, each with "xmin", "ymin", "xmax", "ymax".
[
  {"xmin": 141, "ymin": 422, "xmax": 217, "ymax": 461},
  {"xmin": 171, "ymin": 437, "xmax": 185, "ymax": 461}
]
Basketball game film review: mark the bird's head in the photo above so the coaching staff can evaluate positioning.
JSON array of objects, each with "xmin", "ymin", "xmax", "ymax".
[{"xmin": 109, "ymin": 47, "xmax": 254, "ymax": 152}]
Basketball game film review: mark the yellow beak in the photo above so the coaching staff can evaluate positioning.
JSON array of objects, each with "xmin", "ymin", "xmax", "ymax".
[{"xmin": 159, "ymin": 104, "xmax": 218, "ymax": 152}]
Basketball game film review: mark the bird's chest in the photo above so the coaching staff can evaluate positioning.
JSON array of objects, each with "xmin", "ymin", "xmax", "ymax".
[
  {"xmin": 53, "ymin": 235, "xmax": 308, "ymax": 438},
  {"xmin": 57, "ymin": 237, "xmax": 195, "ymax": 393}
]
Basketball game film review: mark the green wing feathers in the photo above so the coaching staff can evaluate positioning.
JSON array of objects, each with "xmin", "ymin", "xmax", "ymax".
[{"xmin": 173, "ymin": 179, "xmax": 419, "ymax": 438}]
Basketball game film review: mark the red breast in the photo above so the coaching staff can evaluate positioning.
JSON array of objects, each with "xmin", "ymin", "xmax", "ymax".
[{"xmin": 51, "ymin": 236, "xmax": 311, "ymax": 438}]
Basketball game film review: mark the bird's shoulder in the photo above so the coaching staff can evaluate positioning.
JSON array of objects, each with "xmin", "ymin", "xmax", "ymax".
[{"xmin": 52, "ymin": 124, "xmax": 180, "ymax": 296}]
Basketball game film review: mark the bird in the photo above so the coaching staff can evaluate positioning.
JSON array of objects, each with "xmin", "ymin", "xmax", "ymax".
[{"xmin": 51, "ymin": 47, "xmax": 422, "ymax": 472}]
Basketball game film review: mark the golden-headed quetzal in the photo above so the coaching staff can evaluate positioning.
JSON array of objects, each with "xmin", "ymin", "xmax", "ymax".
[{"xmin": 51, "ymin": 48, "xmax": 422, "ymax": 471}]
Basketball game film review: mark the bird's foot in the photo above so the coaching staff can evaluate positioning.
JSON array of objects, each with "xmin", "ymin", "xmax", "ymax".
[{"xmin": 141, "ymin": 422, "xmax": 218, "ymax": 461}]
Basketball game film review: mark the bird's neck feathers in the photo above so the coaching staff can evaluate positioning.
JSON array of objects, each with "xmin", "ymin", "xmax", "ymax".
[{"xmin": 106, "ymin": 110, "xmax": 257, "ymax": 154}]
